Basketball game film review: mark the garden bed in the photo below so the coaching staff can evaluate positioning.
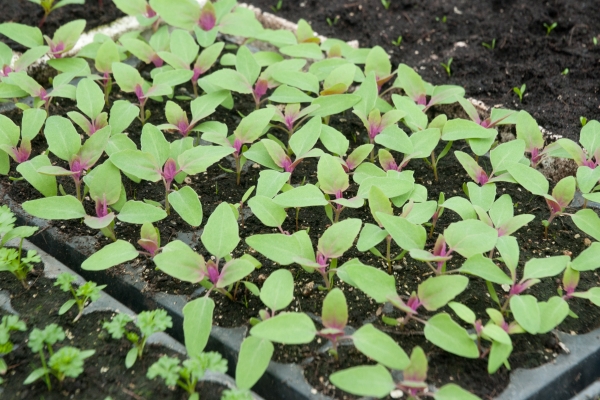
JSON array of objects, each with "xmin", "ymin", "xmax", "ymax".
[{"xmin": 2, "ymin": 1, "xmax": 600, "ymax": 400}]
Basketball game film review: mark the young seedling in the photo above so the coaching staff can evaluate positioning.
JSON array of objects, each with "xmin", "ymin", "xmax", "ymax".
[
  {"xmin": 110, "ymin": 123, "xmax": 231, "ymax": 213},
  {"xmin": 54, "ymin": 273, "xmax": 106, "ymax": 322},
  {"xmin": 580, "ymin": 116, "xmax": 588, "ymax": 127},
  {"xmin": 392, "ymin": 36, "xmax": 403, "ymax": 46},
  {"xmin": 330, "ymin": 347, "xmax": 479, "ymax": 399},
  {"xmin": 270, "ymin": 0, "xmax": 283, "ymax": 13},
  {"xmin": 92, "ymin": 38, "xmax": 120, "ymax": 106},
  {"xmin": 158, "ymin": 91, "xmax": 228, "ymax": 137},
  {"xmin": 0, "ymin": 315, "xmax": 26, "ymax": 384},
  {"xmin": 326, "ymin": 16, "xmax": 340, "ymax": 26},
  {"xmin": 28, "ymin": 0, "xmax": 84, "ymax": 27},
  {"xmin": 201, "ymin": 107, "xmax": 275, "ymax": 185},
  {"xmin": 381, "ymin": 0, "xmax": 391, "ymax": 9},
  {"xmin": 269, "ymin": 103, "xmax": 320, "ymax": 140},
  {"xmin": 441, "ymin": 57, "xmax": 453, "ymax": 77},
  {"xmin": 456, "ymin": 97, "xmax": 517, "ymax": 129},
  {"xmin": 0, "ymin": 206, "xmax": 40, "ymax": 289},
  {"xmin": 482, "ymin": 39, "xmax": 496, "ymax": 49},
  {"xmin": 0, "ymin": 109, "xmax": 46, "ymax": 174},
  {"xmin": 147, "ymin": 352, "xmax": 228, "ymax": 399},
  {"xmin": 154, "ymin": 202, "xmax": 260, "ymax": 300},
  {"xmin": 103, "ymin": 310, "xmax": 172, "ymax": 368},
  {"xmin": 249, "ymin": 269, "xmax": 294, "ymax": 325},
  {"xmin": 392, "ymin": 65, "xmax": 465, "ymax": 110},
  {"xmin": 0, "ymin": 42, "xmax": 49, "ymax": 81},
  {"xmin": 544, "ymin": 22, "xmax": 557, "ymax": 36},
  {"xmin": 317, "ymin": 154, "xmax": 364, "ymax": 223},
  {"xmin": 513, "ymin": 84, "xmax": 526, "ymax": 103},
  {"xmin": 5, "ymin": 71, "xmax": 76, "ymax": 112}
]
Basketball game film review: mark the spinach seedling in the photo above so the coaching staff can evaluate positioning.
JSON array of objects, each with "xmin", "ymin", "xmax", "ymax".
[
  {"xmin": 119, "ymin": 27, "xmax": 168, "ymax": 69},
  {"xmin": 148, "ymin": 352, "xmax": 228, "ymax": 400},
  {"xmin": 158, "ymin": 90, "xmax": 228, "ymax": 137},
  {"xmin": 28, "ymin": 0, "xmax": 84, "ymax": 27},
  {"xmin": 269, "ymin": 103, "xmax": 320, "ymax": 139},
  {"xmin": 154, "ymin": 202, "xmax": 260, "ymax": 300},
  {"xmin": 0, "ymin": 315, "xmax": 26, "ymax": 384},
  {"xmin": 513, "ymin": 84, "xmax": 526, "ymax": 103},
  {"xmin": 5, "ymin": 71, "xmax": 75, "ymax": 112},
  {"xmin": 54, "ymin": 273, "xmax": 106, "ymax": 322},
  {"xmin": 202, "ymin": 107, "xmax": 275, "ymax": 185},
  {"xmin": 330, "ymin": 347, "xmax": 480, "ymax": 399},
  {"xmin": 441, "ymin": 57, "xmax": 453, "ymax": 77},
  {"xmin": 482, "ymin": 39, "xmax": 496, "ymax": 49},
  {"xmin": 0, "ymin": 109, "xmax": 46, "ymax": 174},
  {"xmin": 318, "ymin": 154, "xmax": 365, "ymax": 222},
  {"xmin": 0, "ymin": 20, "xmax": 83, "ymax": 59},
  {"xmin": 67, "ymin": 78, "xmax": 109, "ymax": 136},
  {"xmin": 392, "ymin": 65, "xmax": 465, "ymax": 110},
  {"xmin": 103, "ymin": 309, "xmax": 173, "ymax": 368},
  {"xmin": 0, "ymin": 205, "xmax": 40, "ymax": 289},
  {"xmin": 544, "ymin": 22, "xmax": 557, "ymax": 36},
  {"xmin": 110, "ymin": 123, "xmax": 231, "ymax": 214}
]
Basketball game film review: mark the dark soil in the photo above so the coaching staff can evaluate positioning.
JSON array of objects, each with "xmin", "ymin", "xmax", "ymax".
[
  {"xmin": 246, "ymin": 0, "xmax": 600, "ymax": 142},
  {"xmin": 0, "ymin": 267, "xmax": 228, "ymax": 400},
  {"xmin": 0, "ymin": 0, "xmax": 125, "ymax": 53}
]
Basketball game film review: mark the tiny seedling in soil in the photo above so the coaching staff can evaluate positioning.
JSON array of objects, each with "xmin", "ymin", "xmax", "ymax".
[
  {"xmin": 441, "ymin": 58, "xmax": 453, "ymax": 77},
  {"xmin": 436, "ymin": 15, "xmax": 447, "ymax": 23},
  {"xmin": 326, "ymin": 16, "xmax": 340, "ymax": 26},
  {"xmin": 270, "ymin": 0, "xmax": 282, "ymax": 12},
  {"xmin": 0, "ymin": 316, "xmax": 27, "ymax": 385},
  {"xmin": 392, "ymin": 36, "xmax": 403, "ymax": 46},
  {"xmin": 54, "ymin": 273, "xmax": 107, "ymax": 322},
  {"xmin": 562, "ymin": 68, "xmax": 569, "ymax": 75},
  {"xmin": 581, "ymin": 116, "xmax": 588, "ymax": 126},
  {"xmin": 594, "ymin": 36, "xmax": 598, "ymax": 46},
  {"xmin": 482, "ymin": 39, "xmax": 496, "ymax": 49},
  {"xmin": 544, "ymin": 22, "xmax": 558, "ymax": 36},
  {"xmin": 147, "ymin": 352, "xmax": 228, "ymax": 399},
  {"xmin": 103, "ymin": 309, "xmax": 173, "ymax": 368},
  {"xmin": 381, "ymin": 0, "xmax": 391, "ymax": 10},
  {"xmin": 29, "ymin": 0, "xmax": 85, "ymax": 27},
  {"xmin": 513, "ymin": 84, "xmax": 526, "ymax": 102}
]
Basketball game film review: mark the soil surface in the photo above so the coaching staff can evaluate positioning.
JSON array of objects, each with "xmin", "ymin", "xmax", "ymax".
[
  {"xmin": 0, "ymin": 266, "xmax": 229, "ymax": 400},
  {"xmin": 0, "ymin": 0, "xmax": 125, "ymax": 52},
  {"xmin": 3, "ymin": 85, "xmax": 600, "ymax": 398},
  {"xmin": 246, "ymin": 0, "xmax": 600, "ymax": 142}
]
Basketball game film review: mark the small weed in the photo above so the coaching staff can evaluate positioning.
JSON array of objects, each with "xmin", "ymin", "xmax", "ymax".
[
  {"xmin": 436, "ymin": 15, "xmax": 447, "ymax": 23},
  {"xmin": 482, "ymin": 39, "xmax": 496, "ymax": 50},
  {"xmin": 513, "ymin": 84, "xmax": 526, "ymax": 103},
  {"xmin": 593, "ymin": 36, "xmax": 598, "ymax": 46},
  {"xmin": 270, "ymin": 0, "xmax": 282, "ymax": 12},
  {"xmin": 580, "ymin": 116, "xmax": 588, "ymax": 127},
  {"xmin": 326, "ymin": 16, "xmax": 340, "ymax": 26},
  {"xmin": 381, "ymin": 0, "xmax": 391, "ymax": 10},
  {"xmin": 440, "ymin": 58, "xmax": 453, "ymax": 77},
  {"xmin": 561, "ymin": 68, "xmax": 569, "ymax": 75},
  {"xmin": 544, "ymin": 22, "xmax": 557, "ymax": 36},
  {"xmin": 391, "ymin": 36, "xmax": 403, "ymax": 46}
]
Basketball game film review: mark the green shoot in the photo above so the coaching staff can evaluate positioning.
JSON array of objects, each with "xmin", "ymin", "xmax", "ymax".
[
  {"xmin": 381, "ymin": 0, "xmax": 391, "ymax": 10},
  {"xmin": 561, "ymin": 68, "xmax": 569, "ymax": 75},
  {"xmin": 326, "ymin": 16, "xmax": 340, "ymax": 26},
  {"xmin": 392, "ymin": 36, "xmax": 403, "ymax": 46},
  {"xmin": 513, "ymin": 84, "xmax": 526, "ymax": 103},
  {"xmin": 270, "ymin": 0, "xmax": 282, "ymax": 12},
  {"xmin": 580, "ymin": 116, "xmax": 587, "ymax": 127},
  {"xmin": 54, "ymin": 273, "xmax": 106, "ymax": 322},
  {"xmin": 544, "ymin": 22, "xmax": 557, "ymax": 36},
  {"xmin": 441, "ymin": 58, "xmax": 453, "ymax": 77},
  {"xmin": 482, "ymin": 39, "xmax": 496, "ymax": 49}
]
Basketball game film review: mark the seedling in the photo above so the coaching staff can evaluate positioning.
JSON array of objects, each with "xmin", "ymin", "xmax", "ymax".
[
  {"xmin": 392, "ymin": 36, "xmax": 403, "ymax": 46},
  {"xmin": 54, "ymin": 273, "xmax": 106, "ymax": 322},
  {"xmin": 436, "ymin": 15, "xmax": 447, "ymax": 23},
  {"xmin": 147, "ymin": 352, "xmax": 228, "ymax": 399},
  {"xmin": 5, "ymin": 71, "xmax": 76, "ymax": 112},
  {"xmin": 326, "ymin": 16, "xmax": 340, "ymax": 26},
  {"xmin": 0, "ymin": 315, "xmax": 26, "ymax": 385},
  {"xmin": 562, "ymin": 68, "xmax": 569, "ymax": 75},
  {"xmin": 0, "ymin": 205, "xmax": 40, "ymax": 289},
  {"xmin": 158, "ymin": 90, "xmax": 228, "ymax": 137},
  {"xmin": 482, "ymin": 39, "xmax": 496, "ymax": 49},
  {"xmin": 0, "ymin": 42, "xmax": 49, "ymax": 81},
  {"xmin": 513, "ymin": 84, "xmax": 526, "ymax": 103},
  {"xmin": 580, "ymin": 116, "xmax": 588, "ymax": 126},
  {"xmin": 103, "ymin": 310, "xmax": 173, "ymax": 368},
  {"xmin": 270, "ymin": 0, "xmax": 283, "ymax": 13},
  {"xmin": 441, "ymin": 57, "xmax": 453, "ymax": 77},
  {"xmin": 381, "ymin": 0, "xmax": 391, "ymax": 9},
  {"xmin": 593, "ymin": 36, "xmax": 598, "ymax": 46},
  {"xmin": 544, "ymin": 22, "xmax": 557, "ymax": 36},
  {"xmin": 28, "ymin": 0, "xmax": 85, "ymax": 27}
]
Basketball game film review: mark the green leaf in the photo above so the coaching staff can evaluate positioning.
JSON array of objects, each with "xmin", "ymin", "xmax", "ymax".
[
  {"xmin": 424, "ymin": 313, "xmax": 479, "ymax": 358},
  {"xmin": 178, "ymin": 145, "xmax": 235, "ymax": 175},
  {"xmin": 571, "ymin": 209, "xmax": 600, "ymax": 241},
  {"xmin": 109, "ymin": 100, "xmax": 140, "ymax": 135},
  {"xmin": 45, "ymin": 116, "xmax": 80, "ymax": 162},
  {"xmin": 522, "ymin": 255, "xmax": 569, "ymax": 280},
  {"xmin": 183, "ymin": 297, "xmax": 214, "ymax": 356},
  {"xmin": 318, "ymin": 218, "xmax": 362, "ymax": 259},
  {"xmin": 234, "ymin": 108, "xmax": 276, "ymax": 143},
  {"xmin": 507, "ymin": 162, "xmax": 549, "ymax": 196},
  {"xmin": 377, "ymin": 213, "xmax": 426, "ymax": 250},
  {"xmin": 581, "ymin": 120, "xmax": 600, "ymax": 157},
  {"xmin": 434, "ymin": 384, "xmax": 482, "ymax": 400},
  {"xmin": 273, "ymin": 184, "xmax": 328, "ymax": 207},
  {"xmin": 58, "ymin": 299, "xmax": 76, "ymax": 315},
  {"xmin": 572, "ymin": 242, "xmax": 600, "ymax": 271},
  {"xmin": 110, "ymin": 150, "xmax": 162, "ymax": 182},
  {"xmin": 445, "ymin": 220, "xmax": 498, "ymax": 258},
  {"xmin": 448, "ymin": 302, "xmax": 476, "ymax": 324},
  {"xmin": 289, "ymin": 117, "xmax": 321, "ymax": 157},
  {"xmin": 279, "ymin": 43, "xmax": 323, "ymax": 59},
  {"xmin": 256, "ymin": 170, "xmax": 290, "ymax": 198},
  {"xmin": 236, "ymin": 336, "xmax": 274, "ymax": 390},
  {"xmin": 117, "ymin": 201, "xmax": 167, "ymax": 224},
  {"xmin": 317, "ymin": 154, "xmax": 348, "ymax": 195},
  {"xmin": 22, "ymin": 195, "xmax": 85, "ymax": 220},
  {"xmin": 16, "ymin": 155, "xmax": 57, "ymax": 197},
  {"xmin": 330, "ymin": 365, "xmax": 395, "ymax": 399},
  {"xmin": 538, "ymin": 296, "xmax": 569, "ymax": 333},
  {"xmin": 309, "ymin": 94, "xmax": 361, "ymax": 118},
  {"xmin": 82, "ymin": 240, "xmax": 138, "ymax": 271},
  {"xmin": 76, "ymin": 78, "xmax": 104, "ymax": 120},
  {"xmin": 459, "ymin": 254, "xmax": 512, "ymax": 284},
  {"xmin": 272, "ymin": 70, "xmax": 319, "ymax": 94},
  {"xmin": 246, "ymin": 231, "xmax": 313, "ymax": 266},
  {"xmin": 418, "ymin": 275, "xmax": 469, "ymax": 311},
  {"xmin": 154, "ymin": 240, "xmax": 206, "ymax": 283},
  {"xmin": 442, "ymin": 119, "xmax": 495, "ymax": 140},
  {"xmin": 248, "ymin": 195, "xmax": 286, "ymax": 228},
  {"xmin": 0, "ymin": 23, "xmax": 43, "ymax": 48},
  {"xmin": 442, "ymin": 197, "xmax": 476, "ymax": 220},
  {"xmin": 467, "ymin": 182, "xmax": 496, "ymax": 212},
  {"xmin": 141, "ymin": 123, "xmax": 170, "ymax": 167},
  {"xmin": 168, "ymin": 186, "xmax": 203, "ymax": 227},
  {"xmin": 112, "ymin": 62, "xmax": 144, "ymax": 93},
  {"xmin": 217, "ymin": 258, "xmax": 255, "ymax": 288},
  {"xmin": 352, "ymin": 324, "xmax": 409, "ymax": 370},
  {"xmin": 510, "ymin": 295, "xmax": 540, "ymax": 334},
  {"xmin": 344, "ymin": 264, "xmax": 397, "ymax": 303},
  {"xmin": 268, "ymin": 85, "xmax": 314, "ymax": 104},
  {"xmin": 516, "ymin": 110, "xmax": 544, "ymax": 152},
  {"xmin": 249, "ymin": 312, "xmax": 316, "ymax": 344},
  {"xmin": 201, "ymin": 202, "xmax": 239, "ymax": 259},
  {"xmin": 149, "ymin": 0, "xmax": 200, "ymax": 30},
  {"xmin": 260, "ymin": 269, "xmax": 294, "ymax": 312}
]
